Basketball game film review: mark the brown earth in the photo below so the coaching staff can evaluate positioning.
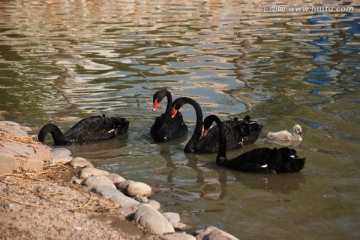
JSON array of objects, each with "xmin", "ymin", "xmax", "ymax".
[{"xmin": 0, "ymin": 164, "xmax": 160, "ymax": 240}]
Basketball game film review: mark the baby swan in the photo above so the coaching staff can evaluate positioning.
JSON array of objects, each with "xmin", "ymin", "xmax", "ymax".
[{"xmin": 267, "ymin": 124, "xmax": 303, "ymax": 141}]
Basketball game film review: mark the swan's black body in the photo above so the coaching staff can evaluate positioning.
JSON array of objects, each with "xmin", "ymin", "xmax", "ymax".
[
  {"xmin": 203, "ymin": 115, "xmax": 305, "ymax": 173},
  {"xmin": 150, "ymin": 90, "xmax": 187, "ymax": 142},
  {"xmin": 38, "ymin": 115, "xmax": 129, "ymax": 145},
  {"xmin": 171, "ymin": 97, "xmax": 262, "ymax": 153}
]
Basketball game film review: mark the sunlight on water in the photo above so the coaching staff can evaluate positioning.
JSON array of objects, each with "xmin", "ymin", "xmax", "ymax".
[{"xmin": 0, "ymin": 0, "xmax": 359, "ymax": 239}]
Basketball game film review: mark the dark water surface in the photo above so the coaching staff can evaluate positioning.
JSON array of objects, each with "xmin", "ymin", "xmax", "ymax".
[{"xmin": 1, "ymin": 1, "xmax": 359, "ymax": 239}]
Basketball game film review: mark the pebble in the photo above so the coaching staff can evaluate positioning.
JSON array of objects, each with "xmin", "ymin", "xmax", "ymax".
[
  {"xmin": 82, "ymin": 175, "xmax": 116, "ymax": 190},
  {"xmin": 134, "ymin": 204, "xmax": 175, "ymax": 235},
  {"xmin": 69, "ymin": 157, "xmax": 93, "ymax": 168},
  {"xmin": 195, "ymin": 226, "xmax": 239, "ymax": 240},
  {"xmin": 79, "ymin": 167, "xmax": 110, "ymax": 179},
  {"xmin": 70, "ymin": 176, "xmax": 83, "ymax": 185}
]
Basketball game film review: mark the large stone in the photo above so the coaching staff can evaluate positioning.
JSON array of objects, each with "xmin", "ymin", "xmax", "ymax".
[
  {"xmin": 32, "ymin": 144, "xmax": 52, "ymax": 162},
  {"xmin": 69, "ymin": 157, "xmax": 93, "ymax": 168},
  {"xmin": 109, "ymin": 193, "xmax": 140, "ymax": 207},
  {"xmin": 106, "ymin": 173, "xmax": 126, "ymax": 184},
  {"xmin": 134, "ymin": 205, "xmax": 175, "ymax": 235},
  {"xmin": 0, "ymin": 141, "xmax": 44, "ymax": 173},
  {"xmin": 126, "ymin": 181, "xmax": 153, "ymax": 197},
  {"xmin": 79, "ymin": 167, "xmax": 109, "ymax": 179},
  {"xmin": 0, "ymin": 155, "xmax": 17, "ymax": 174},
  {"xmin": 163, "ymin": 212, "xmax": 190, "ymax": 231},
  {"xmin": 196, "ymin": 226, "xmax": 239, "ymax": 240},
  {"xmin": 116, "ymin": 180, "xmax": 133, "ymax": 191},
  {"xmin": 92, "ymin": 185, "xmax": 124, "ymax": 199},
  {"xmin": 0, "ymin": 121, "xmax": 30, "ymax": 137},
  {"xmin": 161, "ymin": 232, "xmax": 197, "ymax": 240},
  {"xmin": 51, "ymin": 148, "xmax": 72, "ymax": 164},
  {"xmin": 116, "ymin": 203, "xmax": 141, "ymax": 217},
  {"xmin": 82, "ymin": 175, "xmax": 116, "ymax": 190}
]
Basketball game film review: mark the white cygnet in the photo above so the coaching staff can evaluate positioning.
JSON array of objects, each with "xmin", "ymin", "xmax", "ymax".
[{"xmin": 267, "ymin": 124, "xmax": 303, "ymax": 141}]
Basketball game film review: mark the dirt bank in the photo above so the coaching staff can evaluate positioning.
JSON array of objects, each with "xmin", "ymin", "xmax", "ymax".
[{"xmin": 0, "ymin": 164, "xmax": 160, "ymax": 240}]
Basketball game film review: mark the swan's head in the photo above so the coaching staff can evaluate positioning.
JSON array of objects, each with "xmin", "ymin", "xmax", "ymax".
[
  {"xmin": 292, "ymin": 124, "xmax": 302, "ymax": 136},
  {"xmin": 153, "ymin": 90, "xmax": 168, "ymax": 112},
  {"xmin": 152, "ymin": 99, "xmax": 159, "ymax": 112},
  {"xmin": 171, "ymin": 106, "xmax": 178, "ymax": 119}
]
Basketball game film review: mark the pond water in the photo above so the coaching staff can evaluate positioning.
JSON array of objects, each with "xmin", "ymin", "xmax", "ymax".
[{"xmin": 1, "ymin": 0, "xmax": 359, "ymax": 239}]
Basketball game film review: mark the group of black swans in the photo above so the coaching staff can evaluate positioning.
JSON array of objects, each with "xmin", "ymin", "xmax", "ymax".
[{"xmin": 38, "ymin": 89, "xmax": 305, "ymax": 173}]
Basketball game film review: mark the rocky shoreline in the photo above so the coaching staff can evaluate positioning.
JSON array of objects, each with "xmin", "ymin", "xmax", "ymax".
[{"xmin": 0, "ymin": 120, "xmax": 239, "ymax": 240}]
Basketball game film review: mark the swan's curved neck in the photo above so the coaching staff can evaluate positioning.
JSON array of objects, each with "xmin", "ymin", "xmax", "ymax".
[
  {"xmin": 174, "ymin": 97, "xmax": 203, "ymax": 153},
  {"xmin": 164, "ymin": 91, "xmax": 173, "ymax": 115},
  {"xmin": 38, "ymin": 124, "xmax": 69, "ymax": 145},
  {"xmin": 214, "ymin": 118, "xmax": 228, "ymax": 165}
]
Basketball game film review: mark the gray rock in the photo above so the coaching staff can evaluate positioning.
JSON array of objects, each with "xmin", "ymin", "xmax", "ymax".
[
  {"xmin": 134, "ymin": 196, "xmax": 149, "ymax": 203},
  {"xmin": 161, "ymin": 232, "xmax": 197, "ymax": 240},
  {"xmin": 92, "ymin": 185, "xmax": 123, "ymax": 199},
  {"xmin": 134, "ymin": 205, "xmax": 175, "ymax": 235},
  {"xmin": 147, "ymin": 200, "xmax": 161, "ymax": 210},
  {"xmin": 116, "ymin": 203, "xmax": 141, "ymax": 217},
  {"xmin": 163, "ymin": 212, "xmax": 190, "ymax": 231},
  {"xmin": 196, "ymin": 226, "xmax": 239, "ymax": 240},
  {"xmin": 82, "ymin": 175, "xmax": 116, "ymax": 190},
  {"xmin": 51, "ymin": 148, "xmax": 72, "ymax": 164},
  {"xmin": 79, "ymin": 167, "xmax": 109, "ymax": 179},
  {"xmin": 69, "ymin": 157, "xmax": 93, "ymax": 168},
  {"xmin": 127, "ymin": 181, "xmax": 153, "ymax": 197},
  {"xmin": 106, "ymin": 173, "xmax": 126, "ymax": 184},
  {"xmin": 116, "ymin": 180, "xmax": 133, "ymax": 191},
  {"xmin": 109, "ymin": 193, "xmax": 139, "ymax": 207}
]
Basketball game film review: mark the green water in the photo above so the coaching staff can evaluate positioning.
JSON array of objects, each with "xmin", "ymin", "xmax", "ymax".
[{"xmin": 0, "ymin": 1, "xmax": 359, "ymax": 239}]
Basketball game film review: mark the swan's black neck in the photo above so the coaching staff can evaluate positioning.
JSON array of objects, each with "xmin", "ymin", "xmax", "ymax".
[
  {"xmin": 38, "ymin": 124, "xmax": 69, "ymax": 145},
  {"xmin": 163, "ymin": 90, "xmax": 173, "ymax": 115},
  {"xmin": 206, "ymin": 115, "xmax": 228, "ymax": 165},
  {"xmin": 154, "ymin": 90, "xmax": 173, "ymax": 115},
  {"xmin": 172, "ymin": 97, "xmax": 203, "ymax": 153}
]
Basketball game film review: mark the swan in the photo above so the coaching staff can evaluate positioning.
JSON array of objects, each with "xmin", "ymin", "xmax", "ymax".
[
  {"xmin": 150, "ymin": 90, "xmax": 187, "ymax": 142},
  {"xmin": 267, "ymin": 124, "xmax": 303, "ymax": 141},
  {"xmin": 38, "ymin": 114, "xmax": 129, "ymax": 145},
  {"xmin": 203, "ymin": 115, "xmax": 305, "ymax": 173},
  {"xmin": 171, "ymin": 97, "xmax": 262, "ymax": 153}
]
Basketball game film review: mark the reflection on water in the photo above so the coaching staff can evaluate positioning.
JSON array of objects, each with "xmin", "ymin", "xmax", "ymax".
[{"xmin": 1, "ymin": 0, "xmax": 359, "ymax": 239}]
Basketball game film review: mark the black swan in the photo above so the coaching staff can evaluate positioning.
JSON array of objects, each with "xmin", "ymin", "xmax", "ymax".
[
  {"xmin": 150, "ymin": 90, "xmax": 187, "ymax": 142},
  {"xmin": 38, "ymin": 115, "xmax": 129, "ymax": 145},
  {"xmin": 171, "ymin": 97, "xmax": 262, "ymax": 153},
  {"xmin": 203, "ymin": 115, "xmax": 305, "ymax": 173}
]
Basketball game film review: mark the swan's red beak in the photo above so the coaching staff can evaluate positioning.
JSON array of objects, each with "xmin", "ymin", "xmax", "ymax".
[
  {"xmin": 152, "ymin": 99, "xmax": 159, "ymax": 112},
  {"xmin": 171, "ymin": 107, "xmax": 178, "ymax": 119},
  {"xmin": 203, "ymin": 129, "xmax": 209, "ymax": 136}
]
